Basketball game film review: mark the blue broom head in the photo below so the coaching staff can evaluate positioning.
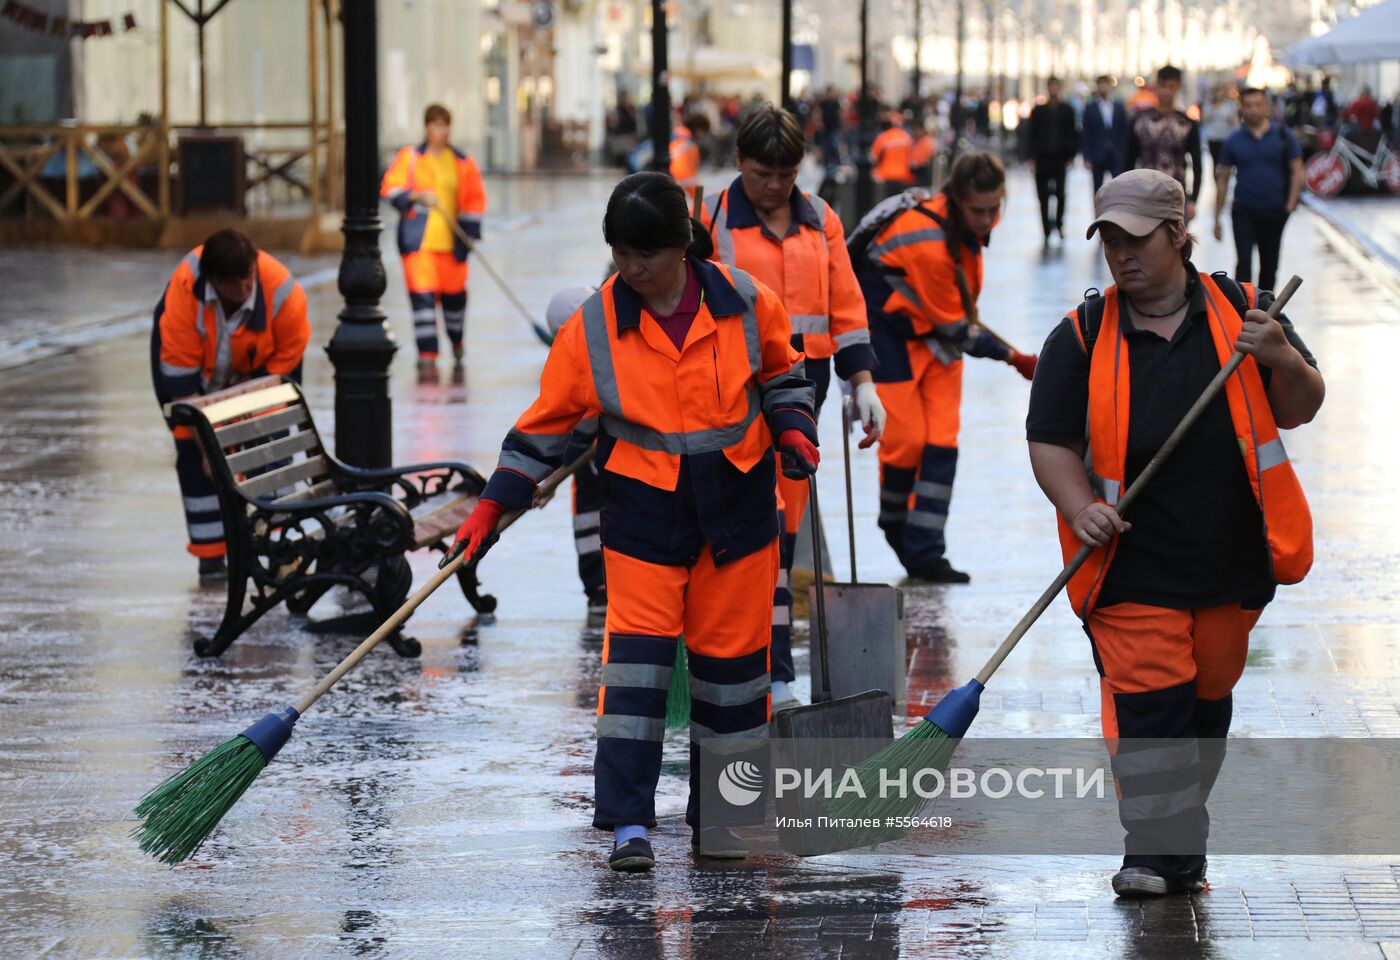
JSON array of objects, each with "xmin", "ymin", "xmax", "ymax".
[
  {"xmin": 239, "ymin": 706, "xmax": 301, "ymax": 763},
  {"xmin": 925, "ymin": 678, "xmax": 984, "ymax": 739}
]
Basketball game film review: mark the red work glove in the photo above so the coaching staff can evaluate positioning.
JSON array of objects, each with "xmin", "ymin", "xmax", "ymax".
[
  {"xmin": 777, "ymin": 429, "xmax": 820, "ymax": 479},
  {"xmin": 439, "ymin": 499, "xmax": 506, "ymax": 569},
  {"xmin": 1007, "ymin": 350, "xmax": 1037, "ymax": 381}
]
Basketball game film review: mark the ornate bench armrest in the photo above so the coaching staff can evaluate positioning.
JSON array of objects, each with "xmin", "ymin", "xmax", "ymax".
[{"xmin": 332, "ymin": 460, "xmax": 487, "ymax": 505}]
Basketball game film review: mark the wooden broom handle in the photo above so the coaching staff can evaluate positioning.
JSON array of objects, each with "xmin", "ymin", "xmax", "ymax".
[
  {"xmin": 294, "ymin": 446, "xmax": 596, "ymax": 714},
  {"xmin": 431, "ymin": 200, "xmax": 541, "ymax": 330},
  {"xmin": 972, "ymin": 275, "xmax": 1301, "ymax": 686}
]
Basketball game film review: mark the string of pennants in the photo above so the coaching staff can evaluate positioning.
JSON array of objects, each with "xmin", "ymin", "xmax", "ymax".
[{"xmin": 1, "ymin": 1, "xmax": 138, "ymax": 38}]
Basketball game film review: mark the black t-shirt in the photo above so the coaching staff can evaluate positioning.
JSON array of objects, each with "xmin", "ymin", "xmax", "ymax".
[{"xmin": 1025, "ymin": 271, "xmax": 1318, "ymax": 611}]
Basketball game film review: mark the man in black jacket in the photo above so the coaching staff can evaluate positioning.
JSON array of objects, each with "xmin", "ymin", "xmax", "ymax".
[{"xmin": 1028, "ymin": 77, "xmax": 1079, "ymax": 244}]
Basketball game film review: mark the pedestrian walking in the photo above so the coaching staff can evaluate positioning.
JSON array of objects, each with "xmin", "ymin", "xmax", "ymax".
[
  {"xmin": 1027, "ymin": 77, "xmax": 1079, "ymax": 244},
  {"xmin": 1026, "ymin": 169, "xmax": 1323, "ymax": 897},
  {"xmin": 1201, "ymin": 84, "xmax": 1239, "ymax": 172},
  {"xmin": 850, "ymin": 153, "xmax": 1038, "ymax": 583},
  {"xmin": 1342, "ymin": 85, "xmax": 1381, "ymax": 134},
  {"xmin": 700, "ymin": 103, "xmax": 885, "ymax": 713},
  {"xmin": 150, "ymin": 228, "xmax": 309, "ymax": 579},
  {"xmin": 818, "ymin": 85, "xmax": 845, "ymax": 178},
  {"xmin": 871, "ymin": 112, "xmax": 916, "ymax": 198},
  {"xmin": 380, "ymin": 103, "xmax": 487, "ymax": 379},
  {"xmin": 1213, "ymin": 87, "xmax": 1304, "ymax": 293},
  {"xmin": 445, "ymin": 172, "xmax": 819, "ymax": 872},
  {"xmin": 1125, "ymin": 66, "xmax": 1203, "ymax": 222},
  {"xmin": 1081, "ymin": 75, "xmax": 1129, "ymax": 194}
]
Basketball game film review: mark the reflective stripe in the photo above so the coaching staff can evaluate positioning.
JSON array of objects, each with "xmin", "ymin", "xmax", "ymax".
[
  {"xmin": 181, "ymin": 250, "xmax": 200, "ymax": 276},
  {"xmin": 1257, "ymin": 436, "xmax": 1288, "ymax": 471},
  {"xmin": 183, "ymin": 494, "xmax": 220, "ymax": 513},
  {"xmin": 1090, "ymin": 472, "xmax": 1121, "ymax": 507},
  {"xmin": 690, "ymin": 719, "xmax": 769, "ymax": 743},
  {"xmin": 868, "ymin": 227, "xmax": 944, "ymax": 260},
  {"xmin": 880, "ymin": 490, "xmax": 908, "ymax": 505},
  {"xmin": 508, "ymin": 429, "xmax": 570, "ymax": 458},
  {"xmin": 1119, "ymin": 786, "xmax": 1200, "ymax": 822},
  {"xmin": 790, "ymin": 314, "xmax": 829, "ymax": 335},
  {"xmin": 602, "ymin": 661, "xmax": 672, "ymax": 689},
  {"xmin": 596, "ymin": 714, "xmax": 666, "ymax": 741},
  {"xmin": 772, "ymin": 604, "xmax": 790, "ymax": 626},
  {"xmin": 161, "ymin": 361, "xmax": 202, "ymax": 378},
  {"xmin": 878, "ymin": 509, "xmax": 908, "ymax": 524},
  {"xmin": 499, "ymin": 449, "xmax": 554, "ymax": 481},
  {"xmin": 888, "ymin": 276, "xmax": 925, "ymax": 311},
  {"xmin": 921, "ymin": 334, "xmax": 961, "ymax": 366},
  {"xmin": 833, "ymin": 328, "xmax": 872, "ymax": 349},
  {"xmin": 728, "ymin": 269, "xmax": 763, "ymax": 375},
  {"xmin": 775, "ymin": 568, "xmax": 789, "ymax": 588},
  {"xmin": 601, "ymin": 389, "xmax": 760, "ymax": 455},
  {"xmin": 581, "ymin": 292, "xmax": 622, "ymax": 413},
  {"xmin": 385, "ymin": 187, "xmax": 408, "ymax": 201},
  {"xmin": 187, "ymin": 520, "xmax": 224, "ymax": 540},
  {"xmin": 807, "ymin": 192, "xmax": 829, "ymax": 229},
  {"xmin": 1110, "ymin": 741, "xmax": 1200, "ymax": 779},
  {"xmin": 460, "ymin": 213, "xmax": 483, "ymax": 224},
  {"xmin": 690, "ymin": 674, "xmax": 772, "ymax": 707},
  {"xmin": 575, "ymin": 533, "xmax": 602, "ymax": 554},
  {"xmin": 708, "ymin": 195, "xmax": 736, "ymax": 266},
  {"xmin": 914, "ymin": 481, "xmax": 952, "ymax": 500},
  {"xmin": 906, "ymin": 510, "xmax": 947, "ymax": 530},
  {"xmin": 270, "ymin": 275, "xmax": 299, "ymax": 317},
  {"xmin": 573, "ymin": 510, "xmax": 601, "ymax": 531}
]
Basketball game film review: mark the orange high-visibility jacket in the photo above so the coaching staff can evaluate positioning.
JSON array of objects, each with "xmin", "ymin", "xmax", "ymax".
[
  {"xmin": 871, "ymin": 127, "xmax": 915, "ymax": 183},
  {"xmin": 1057, "ymin": 273, "xmax": 1314, "ymax": 619},
  {"xmin": 154, "ymin": 247, "xmax": 309, "ymax": 415},
  {"xmin": 701, "ymin": 178, "xmax": 874, "ymax": 378},
  {"xmin": 910, "ymin": 132, "xmax": 937, "ymax": 170},
  {"xmin": 479, "ymin": 258, "xmax": 817, "ymax": 565},
  {"xmin": 380, "ymin": 142, "xmax": 487, "ymax": 258},
  {"xmin": 859, "ymin": 191, "xmax": 1006, "ymax": 363},
  {"xmin": 670, "ymin": 125, "xmax": 701, "ymax": 190}
]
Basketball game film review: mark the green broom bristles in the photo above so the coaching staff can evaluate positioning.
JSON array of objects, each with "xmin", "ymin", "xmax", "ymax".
[
  {"xmin": 824, "ymin": 720, "xmax": 959, "ymax": 848},
  {"xmin": 132, "ymin": 735, "xmax": 268, "ymax": 865},
  {"xmin": 666, "ymin": 641, "xmax": 691, "ymax": 728}
]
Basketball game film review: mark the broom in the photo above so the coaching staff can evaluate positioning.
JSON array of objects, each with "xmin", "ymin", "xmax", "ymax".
[
  {"xmin": 132, "ymin": 448, "xmax": 595, "ymax": 865},
  {"xmin": 827, "ymin": 276, "xmax": 1303, "ymax": 845},
  {"xmin": 431, "ymin": 200, "xmax": 555, "ymax": 347}
]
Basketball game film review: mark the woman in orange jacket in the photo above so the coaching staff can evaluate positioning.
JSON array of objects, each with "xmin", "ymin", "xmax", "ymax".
[{"xmin": 446, "ymin": 172, "xmax": 819, "ymax": 872}]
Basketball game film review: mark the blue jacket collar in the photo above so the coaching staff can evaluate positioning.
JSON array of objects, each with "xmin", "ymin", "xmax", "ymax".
[
  {"xmin": 612, "ymin": 257, "xmax": 748, "ymax": 332},
  {"xmin": 415, "ymin": 141, "xmax": 468, "ymax": 160},
  {"xmin": 723, "ymin": 175, "xmax": 823, "ymax": 233}
]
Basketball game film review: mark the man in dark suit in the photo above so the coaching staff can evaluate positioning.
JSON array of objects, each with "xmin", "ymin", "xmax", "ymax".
[
  {"xmin": 1027, "ymin": 76, "xmax": 1079, "ymax": 243},
  {"xmin": 1081, "ymin": 75, "xmax": 1128, "ymax": 194}
]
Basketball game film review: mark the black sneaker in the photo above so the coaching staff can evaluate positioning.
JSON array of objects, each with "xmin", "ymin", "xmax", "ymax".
[
  {"xmin": 608, "ymin": 836, "xmax": 655, "ymax": 872},
  {"xmin": 908, "ymin": 558, "xmax": 971, "ymax": 584},
  {"xmin": 1112, "ymin": 866, "xmax": 1196, "ymax": 898},
  {"xmin": 692, "ymin": 827, "xmax": 747, "ymax": 859},
  {"xmin": 198, "ymin": 556, "xmax": 227, "ymax": 581}
]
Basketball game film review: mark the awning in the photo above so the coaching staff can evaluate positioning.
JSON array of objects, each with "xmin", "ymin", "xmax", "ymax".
[{"xmin": 1281, "ymin": 0, "xmax": 1400, "ymax": 67}]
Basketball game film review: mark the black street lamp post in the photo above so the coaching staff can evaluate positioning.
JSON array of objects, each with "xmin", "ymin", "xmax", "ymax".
[
  {"xmin": 855, "ymin": 0, "xmax": 875, "ymax": 217},
  {"xmin": 781, "ymin": 0, "xmax": 794, "ymax": 112},
  {"xmin": 649, "ymin": 0, "xmax": 670, "ymax": 172},
  {"xmin": 326, "ymin": 0, "xmax": 397, "ymax": 468}
]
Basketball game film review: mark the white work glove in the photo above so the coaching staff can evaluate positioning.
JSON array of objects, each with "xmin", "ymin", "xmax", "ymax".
[{"xmin": 853, "ymin": 380, "xmax": 885, "ymax": 449}]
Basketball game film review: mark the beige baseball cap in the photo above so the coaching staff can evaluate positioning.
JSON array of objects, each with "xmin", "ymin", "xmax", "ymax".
[{"xmin": 1086, "ymin": 169, "xmax": 1185, "ymax": 239}]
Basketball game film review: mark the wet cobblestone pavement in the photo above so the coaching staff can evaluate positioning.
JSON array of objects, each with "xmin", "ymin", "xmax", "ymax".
[{"xmin": 2, "ymin": 168, "xmax": 1400, "ymax": 958}]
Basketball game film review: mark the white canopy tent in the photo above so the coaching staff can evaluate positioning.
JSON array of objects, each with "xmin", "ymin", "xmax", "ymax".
[{"xmin": 1282, "ymin": 0, "xmax": 1400, "ymax": 67}]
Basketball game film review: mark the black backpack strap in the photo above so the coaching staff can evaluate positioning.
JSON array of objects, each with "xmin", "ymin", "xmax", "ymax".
[
  {"xmin": 1209, "ymin": 271, "xmax": 1253, "ymax": 318},
  {"xmin": 1076, "ymin": 288, "xmax": 1105, "ymax": 356}
]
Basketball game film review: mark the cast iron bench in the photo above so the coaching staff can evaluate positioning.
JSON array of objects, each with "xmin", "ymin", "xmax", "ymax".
[{"xmin": 166, "ymin": 376, "xmax": 493, "ymax": 658}]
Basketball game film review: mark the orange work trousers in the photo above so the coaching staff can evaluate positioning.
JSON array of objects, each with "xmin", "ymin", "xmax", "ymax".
[{"xmin": 594, "ymin": 542, "xmax": 777, "ymax": 829}]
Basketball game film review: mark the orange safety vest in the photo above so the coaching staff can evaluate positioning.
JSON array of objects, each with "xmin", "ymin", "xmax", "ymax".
[
  {"xmin": 1056, "ymin": 273, "xmax": 1314, "ymax": 618},
  {"xmin": 910, "ymin": 133, "xmax": 937, "ymax": 170},
  {"xmin": 499, "ymin": 259, "xmax": 812, "ymax": 494},
  {"xmin": 871, "ymin": 127, "xmax": 915, "ymax": 183},
  {"xmin": 380, "ymin": 142, "xmax": 487, "ymax": 257},
  {"xmin": 702, "ymin": 178, "xmax": 871, "ymax": 363},
  {"xmin": 670, "ymin": 125, "xmax": 701, "ymax": 190},
  {"xmin": 155, "ymin": 247, "xmax": 309, "ymax": 396}
]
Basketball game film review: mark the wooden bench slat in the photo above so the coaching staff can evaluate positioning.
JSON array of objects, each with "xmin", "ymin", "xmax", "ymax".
[
  {"xmin": 410, "ymin": 491, "xmax": 479, "ymax": 548},
  {"xmin": 225, "ymin": 430, "xmax": 322, "ymax": 474},
  {"xmin": 238, "ymin": 454, "xmax": 330, "ymax": 499},
  {"xmin": 199, "ymin": 383, "xmax": 302, "ymax": 425},
  {"xmin": 272, "ymin": 478, "xmax": 339, "ymax": 505},
  {"xmin": 215, "ymin": 405, "xmax": 311, "ymax": 446}
]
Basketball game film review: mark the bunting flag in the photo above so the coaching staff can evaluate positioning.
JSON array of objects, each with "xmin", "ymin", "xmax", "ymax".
[{"xmin": 1, "ymin": 1, "xmax": 136, "ymax": 37}]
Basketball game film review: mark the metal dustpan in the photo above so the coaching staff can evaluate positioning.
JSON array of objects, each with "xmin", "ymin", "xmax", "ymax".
[
  {"xmin": 809, "ymin": 397, "xmax": 906, "ymax": 710},
  {"xmin": 772, "ymin": 473, "xmax": 894, "ymax": 856}
]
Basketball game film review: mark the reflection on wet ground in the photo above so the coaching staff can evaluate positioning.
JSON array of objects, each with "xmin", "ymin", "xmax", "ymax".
[{"xmin": 2, "ymin": 169, "xmax": 1399, "ymax": 957}]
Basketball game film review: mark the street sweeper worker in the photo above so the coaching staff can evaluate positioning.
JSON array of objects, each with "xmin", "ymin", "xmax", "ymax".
[
  {"xmin": 381, "ymin": 102, "xmax": 487, "ymax": 377},
  {"xmin": 445, "ymin": 171, "xmax": 819, "ymax": 873},
  {"xmin": 1026, "ymin": 169, "xmax": 1323, "ymax": 899},
  {"xmin": 151, "ymin": 228, "xmax": 309, "ymax": 580},
  {"xmin": 700, "ymin": 102, "xmax": 884, "ymax": 713},
  {"xmin": 850, "ymin": 152, "xmax": 1038, "ymax": 583}
]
